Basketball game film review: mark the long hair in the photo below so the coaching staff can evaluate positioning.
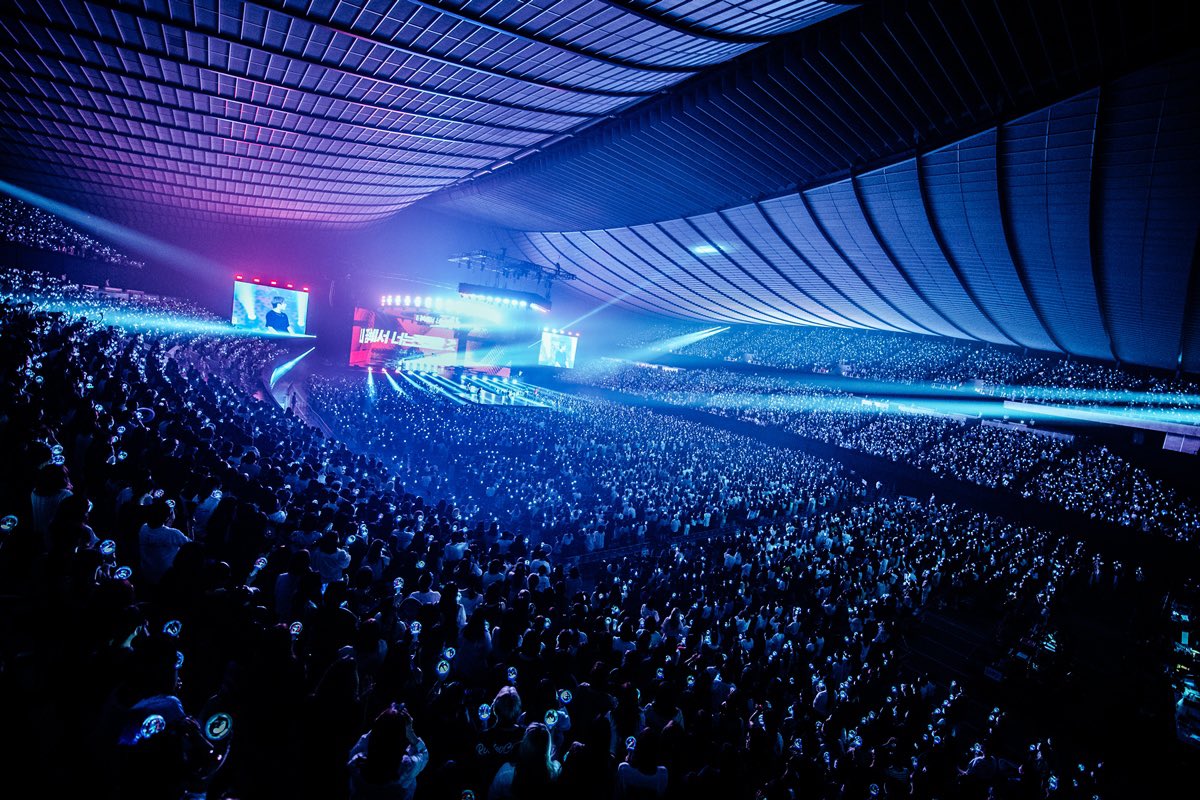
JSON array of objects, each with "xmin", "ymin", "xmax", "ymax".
[
  {"xmin": 492, "ymin": 685, "xmax": 522, "ymax": 725},
  {"xmin": 512, "ymin": 722, "xmax": 556, "ymax": 793},
  {"xmin": 360, "ymin": 705, "xmax": 405, "ymax": 784}
]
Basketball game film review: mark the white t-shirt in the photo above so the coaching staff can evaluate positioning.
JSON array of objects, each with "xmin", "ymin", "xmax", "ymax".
[
  {"xmin": 191, "ymin": 495, "xmax": 220, "ymax": 533},
  {"xmin": 311, "ymin": 547, "xmax": 351, "ymax": 584},
  {"xmin": 407, "ymin": 589, "xmax": 441, "ymax": 605},
  {"xmin": 139, "ymin": 524, "xmax": 189, "ymax": 583}
]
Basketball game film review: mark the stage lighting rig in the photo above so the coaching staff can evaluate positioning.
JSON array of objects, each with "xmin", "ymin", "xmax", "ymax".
[
  {"xmin": 450, "ymin": 250, "xmax": 575, "ymax": 312},
  {"xmin": 458, "ymin": 284, "xmax": 551, "ymax": 312}
]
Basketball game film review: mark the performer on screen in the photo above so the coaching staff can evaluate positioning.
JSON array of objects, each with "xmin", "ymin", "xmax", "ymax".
[
  {"xmin": 265, "ymin": 297, "xmax": 293, "ymax": 334},
  {"xmin": 551, "ymin": 337, "xmax": 572, "ymax": 368}
]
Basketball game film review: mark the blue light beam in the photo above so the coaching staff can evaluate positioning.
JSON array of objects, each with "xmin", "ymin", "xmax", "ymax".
[
  {"xmin": 0, "ymin": 178, "xmax": 228, "ymax": 279},
  {"xmin": 269, "ymin": 347, "xmax": 315, "ymax": 389}
]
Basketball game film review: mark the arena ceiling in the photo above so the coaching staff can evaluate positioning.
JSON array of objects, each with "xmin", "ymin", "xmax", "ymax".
[
  {"xmin": 482, "ymin": 0, "xmax": 1197, "ymax": 373},
  {"xmin": 0, "ymin": 0, "xmax": 852, "ymax": 226},
  {"xmin": 0, "ymin": 1, "xmax": 1196, "ymax": 371},
  {"xmin": 512, "ymin": 54, "xmax": 1200, "ymax": 373}
]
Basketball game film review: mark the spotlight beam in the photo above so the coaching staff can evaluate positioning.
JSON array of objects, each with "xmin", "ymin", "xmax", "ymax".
[
  {"xmin": 621, "ymin": 326, "xmax": 729, "ymax": 363},
  {"xmin": 269, "ymin": 347, "xmax": 315, "ymax": 388},
  {"xmin": 0, "ymin": 178, "xmax": 228, "ymax": 279},
  {"xmin": 383, "ymin": 368, "xmax": 404, "ymax": 393}
]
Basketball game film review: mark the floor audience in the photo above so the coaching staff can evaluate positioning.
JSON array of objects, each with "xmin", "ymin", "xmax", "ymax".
[{"xmin": 0, "ymin": 268, "xmax": 1184, "ymax": 800}]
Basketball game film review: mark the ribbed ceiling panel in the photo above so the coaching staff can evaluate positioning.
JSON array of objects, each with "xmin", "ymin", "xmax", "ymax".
[
  {"xmin": 686, "ymin": 212, "xmax": 833, "ymax": 326},
  {"xmin": 854, "ymin": 160, "xmax": 1012, "ymax": 345},
  {"xmin": 759, "ymin": 195, "xmax": 919, "ymax": 333},
  {"xmin": 1094, "ymin": 59, "xmax": 1200, "ymax": 369},
  {"xmin": 516, "ymin": 57, "xmax": 1200, "ymax": 370},
  {"xmin": 1000, "ymin": 92, "xmax": 1114, "ymax": 361},
  {"xmin": 920, "ymin": 130, "xmax": 1060, "ymax": 352},
  {"xmin": 432, "ymin": 0, "xmax": 1194, "ymax": 231},
  {"xmin": 803, "ymin": 180, "xmax": 963, "ymax": 338},
  {"xmin": 0, "ymin": 0, "xmax": 854, "ymax": 228},
  {"xmin": 714, "ymin": 204, "xmax": 864, "ymax": 328}
]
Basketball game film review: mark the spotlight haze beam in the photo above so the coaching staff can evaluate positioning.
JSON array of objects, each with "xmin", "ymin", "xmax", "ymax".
[
  {"xmin": 14, "ymin": 300, "xmax": 255, "ymax": 338},
  {"xmin": 0, "ymin": 178, "xmax": 227, "ymax": 279},
  {"xmin": 383, "ymin": 368, "xmax": 404, "ymax": 393},
  {"xmin": 631, "ymin": 384, "xmax": 1200, "ymax": 427},
  {"xmin": 983, "ymin": 383, "xmax": 1200, "ymax": 410},
  {"xmin": 622, "ymin": 326, "xmax": 729, "ymax": 363},
  {"xmin": 269, "ymin": 347, "xmax": 315, "ymax": 389},
  {"xmin": 560, "ymin": 286, "xmax": 637, "ymax": 330},
  {"xmin": 8, "ymin": 296, "xmax": 316, "ymax": 342}
]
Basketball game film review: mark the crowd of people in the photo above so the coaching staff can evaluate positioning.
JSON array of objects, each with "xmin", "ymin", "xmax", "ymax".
[
  {"xmin": 0, "ymin": 266, "xmax": 1149, "ymax": 799},
  {"xmin": 0, "ymin": 197, "xmax": 146, "ymax": 269},
  {"xmin": 644, "ymin": 323, "xmax": 1200, "ymax": 417},
  {"xmin": 910, "ymin": 425, "xmax": 1069, "ymax": 492},
  {"xmin": 1023, "ymin": 447, "xmax": 1200, "ymax": 542},
  {"xmin": 563, "ymin": 363, "xmax": 1200, "ymax": 542},
  {"xmin": 0, "ymin": 265, "xmax": 219, "ymax": 323},
  {"xmin": 305, "ymin": 373, "xmax": 855, "ymax": 555}
]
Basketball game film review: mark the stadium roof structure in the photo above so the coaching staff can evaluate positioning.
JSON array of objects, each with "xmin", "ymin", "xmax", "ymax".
[
  {"xmin": 0, "ymin": 0, "xmax": 852, "ymax": 226},
  {"xmin": 0, "ymin": 0, "xmax": 1198, "ymax": 371}
]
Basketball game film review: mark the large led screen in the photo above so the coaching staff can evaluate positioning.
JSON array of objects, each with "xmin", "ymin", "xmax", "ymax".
[
  {"xmin": 538, "ymin": 331, "xmax": 578, "ymax": 368},
  {"xmin": 350, "ymin": 307, "xmax": 459, "ymax": 369},
  {"xmin": 231, "ymin": 280, "xmax": 309, "ymax": 335}
]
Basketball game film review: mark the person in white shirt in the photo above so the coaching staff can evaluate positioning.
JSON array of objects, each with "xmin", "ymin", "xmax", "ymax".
[
  {"xmin": 346, "ymin": 704, "xmax": 428, "ymax": 800},
  {"xmin": 616, "ymin": 727, "xmax": 668, "ymax": 798},
  {"xmin": 405, "ymin": 572, "xmax": 441, "ymax": 605},
  {"xmin": 311, "ymin": 531, "xmax": 351, "ymax": 585},
  {"xmin": 138, "ymin": 500, "xmax": 190, "ymax": 583},
  {"xmin": 190, "ymin": 479, "xmax": 221, "ymax": 535}
]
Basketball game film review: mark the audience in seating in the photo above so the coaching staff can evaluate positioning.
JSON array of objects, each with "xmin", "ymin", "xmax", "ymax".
[
  {"xmin": 0, "ymin": 268, "xmax": 1171, "ymax": 800},
  {"xmin": 0, "ymin": 197, "xmax": 146, "ymax": 268},
  {"xmin": 567, "ymin": 362, "xmax": 1200, "ymax": 542},
  {"xmin": 624, "ymin": 321, "xmax": 1200, "ymax": 419}
]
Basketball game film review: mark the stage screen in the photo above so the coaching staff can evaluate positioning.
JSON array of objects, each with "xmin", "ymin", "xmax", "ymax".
[
  {"xmin": 538, "ymin": 331, "xmax": 578, "ymax": 369},
  {"xmin": 350, "ymin": 307, "xmax": 459, "ymax": 369},
  {"xmin": 231, "ymin": 281, "xmax": 309, "ymax": 335}
]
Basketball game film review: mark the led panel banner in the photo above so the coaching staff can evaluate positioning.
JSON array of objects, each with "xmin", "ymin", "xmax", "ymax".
[
  {"xmin": 538, "ymin": 330, "xmax": 578, "ymax": 368},
  {"xmin": 350, "ymin": 307, "xmax": 459, "ymax": 369},
  {"xmin": 232, "ymin": 280, "xmax": 309, "ymax": 335}
]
